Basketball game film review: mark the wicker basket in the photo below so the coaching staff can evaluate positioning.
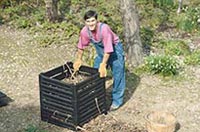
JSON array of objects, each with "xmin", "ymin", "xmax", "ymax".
[{"xmin": 145, "ymin": 111, "xmax": 177, "ymax": 132}]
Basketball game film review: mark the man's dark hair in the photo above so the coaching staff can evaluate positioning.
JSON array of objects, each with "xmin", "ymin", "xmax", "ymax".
[{"xmin": 84, "ymin": 10, "xmax": 98, "ymax": 20}]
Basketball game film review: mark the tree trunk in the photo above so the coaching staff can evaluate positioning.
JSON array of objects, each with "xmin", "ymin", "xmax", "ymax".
[
  {"xmin": 119, "ymin": 0, "xmax": 144, "ymax": 68},
  {"xmin": 44, "ymin": 0, "xmax": 59, "ymax": 22}
]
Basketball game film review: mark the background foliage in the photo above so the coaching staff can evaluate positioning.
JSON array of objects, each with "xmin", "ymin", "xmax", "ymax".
[{"xmin": 0, "ymin": 0, "xmax": 200, "ymax": 77}]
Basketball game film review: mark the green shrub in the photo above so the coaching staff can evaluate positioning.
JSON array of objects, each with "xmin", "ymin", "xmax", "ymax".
[
  {"xmin": 160, "ymin": 40, "xmax": 191, "ymax": 56},
  {"xmin": 0, "ymin": 0, "xmax": 11, "ymax": 8},
  {"xmin": 139, "ymin": 7, "xmax": 167, "ymax": 29},
  {"xmin": 171, "ymin": 6, "xmax": 200, "ymax": 32},
  {"xmin": 31, "ymin": 8, "xmax": 46, "ymax": 24},
  {"xmin": 24, "ymin": 125, "xmax": 48, "ymax": 132},
  {"xmin": 184, "ymin": 50, "xmax": 200, "ymax": 65},
  {"xmin": 2, "ymin": 4, "xmax": 44, "ymax": 28},
  {"xmin": 3, "ymin": 5, "xmax": 32, "ymax": 20},
  {"xmin": 152, "ymin": 0, "xmax": 174, "ymax": 9},
  {"xmin": 15, "ymin": 17, "xmax": 32, "ymax": 28},
  {"xmin": 145, "ymin": 55, "xmax": 180, "ymax": 76}
]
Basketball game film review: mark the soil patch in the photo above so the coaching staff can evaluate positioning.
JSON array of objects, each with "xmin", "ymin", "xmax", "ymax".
[{"xmin": 0, "ymin": 25, "xmax": 200, "ymax": 132}]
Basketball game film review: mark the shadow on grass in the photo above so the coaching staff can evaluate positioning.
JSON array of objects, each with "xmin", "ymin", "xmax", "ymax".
[
  {"xmin": 124, "ymin": 69, "xmax": 141, "ymax": 104},
  {"xmin": 105, "ymin": 69, "xmax": 141, "ymax": 109}
]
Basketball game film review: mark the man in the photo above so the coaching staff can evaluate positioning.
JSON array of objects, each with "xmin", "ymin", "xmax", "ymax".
[{"xmin": 73, "ymin": 10, "xmax": 126, "ymax": 111}]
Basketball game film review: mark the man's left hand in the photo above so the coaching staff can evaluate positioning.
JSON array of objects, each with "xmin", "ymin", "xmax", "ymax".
[{"xmin": 99, "ymin": 63, "xmax": 107, "ymax": 77}]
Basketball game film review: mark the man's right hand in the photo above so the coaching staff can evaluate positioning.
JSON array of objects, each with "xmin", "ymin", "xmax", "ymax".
[{"xmin": 73, "ymin": 59, "xmax": 82, "ymax": 72}]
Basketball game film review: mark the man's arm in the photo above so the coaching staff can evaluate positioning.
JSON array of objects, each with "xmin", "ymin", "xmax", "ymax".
[
  {"xmin": 76, "ymin": 48, "xmax": 84, "ymax": 60},
  {"xmin": 102, "ymin": 53, "xmax": 110, "ymax": 64}
]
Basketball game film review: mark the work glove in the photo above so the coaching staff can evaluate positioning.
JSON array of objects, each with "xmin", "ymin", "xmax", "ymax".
[
  {"xmin": 99, "ymin": 63, "xmax": 107, "ymax": 78},
  {"xmin": 73, "ymin": 59, "xmax": 82, "ymax": 72}
]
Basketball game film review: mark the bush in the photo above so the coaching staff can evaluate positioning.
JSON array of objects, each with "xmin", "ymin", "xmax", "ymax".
[
  {"xmin": 160, "ymin": 40, "xmax": 191, "ymax": 56},
  {"xmin": 15, "ymin": 17, "xmax": 32, "ymax": 28},
  {"xmin": 145, "ymin": 55, "xmax": 180, "ymax": 76},
  {"xmin": 24, "ymin": 125, "xmax": 47, "ymax": 132},
  {"xmin": 184, "ymin": 50, "xmax": 200, "ymax": 65},
  {"xmin": 171, "ymin": 6, "xmax": 200, "ymax": 32},
  {"xmin": 152, "ymin": 0, "xmax": 175, "ymax": 9}
]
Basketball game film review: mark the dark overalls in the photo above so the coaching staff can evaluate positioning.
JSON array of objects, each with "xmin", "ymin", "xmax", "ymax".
[{"xmin": 87, "ymin": 23, "xmax": 126, "ymax": 107}]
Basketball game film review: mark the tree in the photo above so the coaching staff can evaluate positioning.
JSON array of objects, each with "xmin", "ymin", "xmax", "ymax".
[
  {"xmin": 119, "ymin": 0, "xmax": 144, "ymax": 68},
  {"xmin": 44, "ymin": 0, "xmax": 59, "ymax": 22}
]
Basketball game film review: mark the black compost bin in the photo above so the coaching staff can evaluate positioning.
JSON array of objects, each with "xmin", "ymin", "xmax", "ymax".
[{"xmin": 39, "ymin": 62, "xmax": 107, "ymax": 131}]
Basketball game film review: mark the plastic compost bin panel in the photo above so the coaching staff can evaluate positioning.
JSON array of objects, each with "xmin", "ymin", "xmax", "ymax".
[{"xmin": 39, "ymin": 62, "xmax": 107, "ymax": 131}]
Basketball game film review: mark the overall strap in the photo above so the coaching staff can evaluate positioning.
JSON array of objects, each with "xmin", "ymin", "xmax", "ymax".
[
  {"xmin": 87, "ymin": 23, "xmax": 104, "ymax": 43},
  {"xmin": 99, "ymin": 23, "xmax": 104, "ymax": 41}
]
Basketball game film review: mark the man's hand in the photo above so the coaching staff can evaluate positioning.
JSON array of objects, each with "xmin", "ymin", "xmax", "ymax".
[
  {"xmin": 73, "ymin": 59, "xmax": 82, "ymax": 72},
  {"xmin": 99, "ymin": 63, "xmax": 107, "ymax": 77}
]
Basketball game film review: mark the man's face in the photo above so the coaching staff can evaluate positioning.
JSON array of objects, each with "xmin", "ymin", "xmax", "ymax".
[{"xmin": 85, "ymin": 17, "xmax": 97, "ymax": 31}]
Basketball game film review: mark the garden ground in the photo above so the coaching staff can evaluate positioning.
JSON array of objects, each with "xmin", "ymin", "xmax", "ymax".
[{"xmin": 0, "ymin": 25, "xmax": 200, "ymax": 132}]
